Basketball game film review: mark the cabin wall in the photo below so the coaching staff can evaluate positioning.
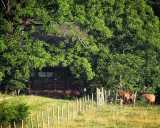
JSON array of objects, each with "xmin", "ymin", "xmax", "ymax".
[{"xmin": 28, "ymin": 67, "xmax": 82, "ymax": 98}]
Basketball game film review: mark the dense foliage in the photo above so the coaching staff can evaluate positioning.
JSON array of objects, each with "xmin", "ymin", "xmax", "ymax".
[
  {"xmin": 0, "ymin": 101, "xmax": 30, "ymax": 126},
  {"xmin": 0, "ymin": 0, "xmax": 160, "ymax": 96}
]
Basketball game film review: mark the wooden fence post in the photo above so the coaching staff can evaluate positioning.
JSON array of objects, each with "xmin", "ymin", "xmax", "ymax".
[
  {"xmin": 42, "ymin": 111, "xmax": 44, "ymax": 128},
  {"xmin": 52, "ymin": 108, "xmax": 54, "ymax": 127},
  {"xmin": 67, "ymin": 103, "xmax": 69, "ymax": 121},
  {"xmin": 102, "ymin": 87, "xmax": 104, "ymax": 104},
  {"xmin": 83, "ymin": 97, "xmax": 84, "ymax": 112},
  {"xmin": 85, "ymin": 95, "xmax": 87, "ymax": 111},
  {"xmin": 105, "ymin": 90, "xmax": 107, "ymax": 104},
  {"xmin": 36, "ymin": 113, "xmax": 39, "ymax": 128},
  {"xmin": 22, "ymin": 120, "xmax": 23, "ymax": 128},
  {"xmin": 62, "ymin": 105, "xmax": 64, "ymax": 124},
  {"xmin": 92, "ymin": 93, "xmax": 93, "ymax": 110},
  {"xmin": 108, "ymin": 89, "xmax": 110, "ymax": 98},
  {"xmin": 134, "ymin": 91, "xmax": 137, "ymax": 107},
  {"xmin": 76, "ymin": 99, "xmax": 78, "ymax": 114},
  {"xmin": 80, "ymin": 99, "xmax": 81, "ymax": 111},
  {"xmin": 57, "ymin": 107, "xmax": 59, "ymax": 127},
  {"xmin": 14, "ymin": 121, "xmax": 16, "ymax": 128},
  {"xmin": 30, "ymin": 116, "xmax": 33, "ymax": 128},
  {"xmin": 97, "ymin": 88, "xmax": 99, "ymax": 106},
  {"xmin": 72, "ymin": 102, "xmax": 74, "ymax": 119},
  {"xmin": 47, "ymin": 109, "xmax": 49, "ymax": 128},
  {"xmin": 115, "ymin": 91, "xmax": 118, "ymax": 105},
  {"xmin": 88, "ymin": 94, "xmax": 90, "ymax": 110}
]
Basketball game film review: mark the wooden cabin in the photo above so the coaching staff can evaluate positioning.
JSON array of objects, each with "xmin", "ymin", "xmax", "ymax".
[
  {"xmin": 27, "ymin": 22, "xmax": 88, "ymax": 98},
  {"xmin": 28, "ymin": 67, "xmax": 83, "ymax": 98}
]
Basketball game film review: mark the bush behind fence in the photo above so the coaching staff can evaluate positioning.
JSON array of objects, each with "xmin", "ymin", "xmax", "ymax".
[{"xmin": 1, "ymin": 88, "xmax": 107, "ymax": 128}]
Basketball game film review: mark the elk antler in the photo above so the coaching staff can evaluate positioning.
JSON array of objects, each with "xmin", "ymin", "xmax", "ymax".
[
  {"xmin": 147, "ymin": 87, "xmax": 152, "ymax": 91},
  {"xmin": 129, "ymin": 88, "xmax": 134, "ymax": 94},
  {"xmin": 117, "ymin": 83, "xmax": 125, "ymax": 89},
  {"xmin": 141, "ymin": 86, "xmax": 152, "ymax": 94},
  {"xmin": 141, "ymin": 86, "xmax": 147, "ymax": 93}
]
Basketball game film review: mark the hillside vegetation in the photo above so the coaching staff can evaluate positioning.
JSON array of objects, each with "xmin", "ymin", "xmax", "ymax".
[{"xmin": 1, "ymin": 95, "xmax": 160, "ymax": 128}]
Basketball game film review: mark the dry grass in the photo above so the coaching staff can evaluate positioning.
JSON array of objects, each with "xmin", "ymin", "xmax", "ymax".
[
  {"xmin": 63, "ymin": 105, "xmax": 160, "ymax": 128},
  {"xmin": 2, "ymin": 95, "xmax": 160, "ymax": 128}
]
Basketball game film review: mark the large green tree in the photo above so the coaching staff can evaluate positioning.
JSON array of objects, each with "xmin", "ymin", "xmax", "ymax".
[
  {"xmin": 67, "ymin": 0, "xmax": 160, "ymax": 93},
  {"xmin": 0, "ymin": 0, "xmax": 51, "ymax": 93},
  {"xmin": 1, "ymin": 0, "xmax": 160, "ymax": 96}
]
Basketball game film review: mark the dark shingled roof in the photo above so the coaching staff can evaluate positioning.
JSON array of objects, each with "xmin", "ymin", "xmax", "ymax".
[{"xmin": 31, "ymin": 22, "xmax": 88, "ymax": 43}]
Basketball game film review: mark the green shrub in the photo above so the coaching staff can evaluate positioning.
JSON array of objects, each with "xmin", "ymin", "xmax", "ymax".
[
  {"xmin": 0, "ymin": 101, "xmax": 30, "ymax": 126},
  {"xmin": 136, "ymin": 96, "xmax": 148, "ymax": 107}
]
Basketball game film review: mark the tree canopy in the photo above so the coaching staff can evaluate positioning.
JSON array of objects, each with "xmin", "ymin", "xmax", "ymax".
[{"xmin": 0, "ymin": 0, "xmax": 160, "ymax": 95}]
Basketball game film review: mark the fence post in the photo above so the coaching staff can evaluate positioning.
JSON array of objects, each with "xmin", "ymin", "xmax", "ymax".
[
  {"xmin": 76, "ymin": 99, "xmax": 78, "ymax": 114},
  {"xmin": 115, "ymin": 91, "xmax": 118, "ymax": 105},
  {"xmin": 14, "ymin": 121, "xmax": 16, "ymax": 128},
  {"xmin": 57, "ymin": 107, "xmax": 59, "ymax": 127},
  {"xmin": 36, "ymin": 113, "xmax": 39, "ymax": 128},
  {"xmin": 47, "ymin": 109, "xmax": 49, "ymax": 128},
  {"xmin": 62, "ymin": 105, "xmax": 64, "ymax": 124},
  {"xmin": 42, "ymin": 111, "xmax": 44, "ymax": 128},
  {"xmin": 72, "ymin": 102, "xmax": 74, "ymax": 119},
  {"xmin": 83, "ymin": 97, "xmax": 84, "ymax": 112},
  {"xmin": 52, "ymin": 108, "xmax": 54, "ymax": 127},
  {"xmin": 92, "ymin": 93, "xmax": 93, "ymax": 110},
  {"xmin": 79, "ymin": 99, "xmax": 81, "ymax": 111},
  {"xmin": 30, "ymin": 116, "xmax": 33, "ymax": 128},
  {"xmin": 97, "ymin": 88, "xmax": 99, "ymax": 107},
  {"xmin": 134, "ymin": 91, "xmax": 137, "ymax": 107},
  {"xmin": 108, "ymin": 89, "xmax": 110, "ymax": 103},
  {"xmin": 67, "ymin": 103, "xmax": 69, "ymax": 121},
  {"xmin": 88, "ymin": 94, "xmax": 90, "ymax": 110},
  {"xmin": 105, "ymin": 90, "xmax": 107, "ymax": 104},
  {"xmin": 85, "ymin": 95, "xmax": 87, "ymax": 111},
  {"xmin": 22, "ymin": 120, "xmax": 23, "ymax": 128},
  {"xmin": 102, "ymin": 87, "xmax": 104, "ymax": 104}
]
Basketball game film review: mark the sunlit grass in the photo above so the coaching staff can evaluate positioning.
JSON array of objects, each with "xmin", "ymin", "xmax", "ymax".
[
  {"xmin": 1, "ymin": 95, "xmax": 160, "ymax": 128},
  {"xmin": 0, "ymin": 92, "xmax": 13, "ymax": 99}
]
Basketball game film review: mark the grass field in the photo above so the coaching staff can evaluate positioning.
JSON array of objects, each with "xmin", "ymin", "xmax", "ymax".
[{"xmin": 1, "ymin": 95, "xmax": 160, "ymax": 128}]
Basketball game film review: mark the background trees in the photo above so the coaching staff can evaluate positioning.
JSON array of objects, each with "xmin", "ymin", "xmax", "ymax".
[{"xmin": 0, "ymin": 0, "xmax": 160, "ymax": 99}]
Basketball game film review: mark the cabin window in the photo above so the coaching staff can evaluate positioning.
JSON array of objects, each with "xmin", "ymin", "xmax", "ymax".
[{"xmin": 38, "ymin": 72, "xmax": 54, "ymax": 78}]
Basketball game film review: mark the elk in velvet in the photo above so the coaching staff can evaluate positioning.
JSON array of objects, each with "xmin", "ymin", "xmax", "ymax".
[
  {"xmin": 141, "ymin": 86, "xmax": 155, "ymax": 106},
  {"xmin": 115, "ymin": 89, "xmax": 130, "ymax": 104},
  {"xmin": 116, "ymin": 87, "xmax": 135, "ymax": 105},
  {"xmin": 129, "ymin": 88, "xmax": 135, "ymax": 105}
]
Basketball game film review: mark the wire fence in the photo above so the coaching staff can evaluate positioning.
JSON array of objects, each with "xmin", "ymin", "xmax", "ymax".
[{"xmin": 1, "ymin": 88, "xmax": 107, "ymax": 128}]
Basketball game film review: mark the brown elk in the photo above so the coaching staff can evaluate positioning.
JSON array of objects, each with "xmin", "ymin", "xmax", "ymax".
[
  {"xmin": 115, "ymin": 89, "xmax": 130, "ymax": 104},
  {"xmin": 115, "ymin": 83, "xmax": 134, "ymax": 105},
  {"xmin": 141, "ymin": 86, "xmax": 155, "ymax": 106}
]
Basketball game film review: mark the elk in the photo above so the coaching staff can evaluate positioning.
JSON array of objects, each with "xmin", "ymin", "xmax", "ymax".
[
  {"xmin": 115, "ymin": 83, "xmax": 135, "ymax": 105},
  {"xmin": 129, "ymin": 88, "xmax": 135, "ymax": 104},
  {"xmin": 115, "ymin": 83, "xmax": 131, "ymax": 105},
  {"xmin": 141, "ymin": 86, "xmax": 155, "ymax": 106}
]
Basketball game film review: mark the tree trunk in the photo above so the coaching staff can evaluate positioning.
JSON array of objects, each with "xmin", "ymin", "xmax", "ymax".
[
  {"xmin": 5, "ymin": 0, "xmax": 14, "ymax": 35},
  {"xmin": 114, "ymin": 91, "xmax": 118, "ymax": 105},
  {"xmin": 134, "ymin": 91, "xmax": 137, "ymax": 107},
  {"xmin": 120, "ymin": 98, "xmax": 123, "ymax": 106}
]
